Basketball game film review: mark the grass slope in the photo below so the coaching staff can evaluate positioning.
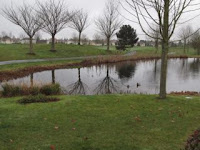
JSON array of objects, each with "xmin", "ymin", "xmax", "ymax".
[
  {"xmin": 0, "ymin": 44, "xmax": 121, "ymax": 61},
  {"xmin": 0, "ymin": 95, "xmax": 200, "ymax": 150}
]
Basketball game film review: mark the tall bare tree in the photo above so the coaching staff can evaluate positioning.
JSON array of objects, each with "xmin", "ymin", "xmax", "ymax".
[
  {"xmin": 123, "ymin": 0, "xmax": 198, "ymax": 99},
  {"xmin": 2, "ymin": 4, "xmax": 43, "ymax": 54},
  {"xmin": 69, "ymin": 10, "xmax": 89, "ymax": 45},
  {"xmin": 95, "ymin": 0, "xmax": 122, "ymax": 51},
  {"xmin": 178, "ymin": 25, "xmax": 193, "ymax": 53},
  {"xmin": 37, "ymin": 0, "xmax": 74, "ymax": 52}
]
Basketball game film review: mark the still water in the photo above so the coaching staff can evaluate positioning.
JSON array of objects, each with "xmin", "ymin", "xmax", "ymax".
[{"xmin": 1, "ymin": 58, "xmax": 200, "ymax": 95}]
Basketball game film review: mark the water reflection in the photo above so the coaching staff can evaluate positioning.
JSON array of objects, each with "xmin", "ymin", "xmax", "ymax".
[
  {"xmin": 116, "ymin": 62, "xmax": 136, "ymax": 82},
  {"xmin": 94, "ymin": 66, "xmax": 118, "ymax": 95},
  {"xmin": 67, "ymin": 68, "xmax": 88, "ymax": 95},
  {"xmin": 189, "ymin": 58, "xmax": 200, "ymax": 74},
  {"xmin": 1, "ymin": 58, "xmax": 200, "ymax": 95},
  {"xmin": 52, "ymin": 70, "xmax": 55, "ymax": 84},
  {"xmin": 30, "ymin": 73, "xmax": 34, "ymax": 87}
]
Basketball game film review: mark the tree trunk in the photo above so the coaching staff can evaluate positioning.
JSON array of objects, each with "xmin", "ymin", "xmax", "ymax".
[
  {"xmin": 51, "ymin": 34, "xmax": 56, "ymax": 52},
  {"xmin": 183, "ymin": 39, "xmax": 186, "ymax": 54},
  {"xmin": 52, "ymin": 70, "xmax": 55, "ymax": 84},
  {"xmin": 30, "ymin": 73, "xmax": 34, "ymax": 87},
  {"xmin": 29, "ymin": 37, "xmax": 34, "ymax": 54},
  {"xmin": 159, "ymin": 41, "xmax": 169, "ymax": 99},
  {"xmin": 78, "ymin": 32, "xmax": 81, "ymax": 45},
  {"xmin": 159, "ymin": 0, "xmax": 169, "ymax": 99},
  {"xmin": 107, "ymin": 37, "xmax": 110, "ymax": 51},
  {"xmin": 155, "ymin": 39, "xmax": 159, "ymax": 54}
]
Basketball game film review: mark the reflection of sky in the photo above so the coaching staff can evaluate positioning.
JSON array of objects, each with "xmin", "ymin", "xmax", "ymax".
[{"xmin": 1, "ymin": 58, "xmax": 200, "ymax": 95}]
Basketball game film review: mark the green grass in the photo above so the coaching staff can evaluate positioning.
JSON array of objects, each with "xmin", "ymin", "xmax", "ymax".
[
  {"xmin": 0, "ymin": 94, "xmax": 200, "ymax": 150},
  {"xmin": 0, "ymin": 60, "xmax": 82, "ymax": 72},
  {"xmin": 0, "ymin": 44, "xmax": 121, "ymax": 61},
  {"xmin": 130, "ymin": 46, "xmax": 199, "ymax": 56}
]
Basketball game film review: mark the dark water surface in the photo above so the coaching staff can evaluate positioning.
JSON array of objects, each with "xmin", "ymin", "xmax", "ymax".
[{"xmin": 1, "ymin": 58, "xmax": 200, "ymax": 95}]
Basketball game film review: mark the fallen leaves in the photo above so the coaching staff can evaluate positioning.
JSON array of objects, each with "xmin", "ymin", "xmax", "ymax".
[
  {"xmin": 135, "ymin": 116, "xmax": 142, "ymax": 122},
  {"xmin": 50, "ymin": 145, "xmax": 55, "ymax": 150}
]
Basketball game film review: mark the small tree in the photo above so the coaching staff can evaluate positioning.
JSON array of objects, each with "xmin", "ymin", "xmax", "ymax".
[
  {"xmin": 3, "ymin": 4, "xmax": 43, "ymax": 54},
  {"xmin": 93, "ymin": 33, "xmax": 104, "ymax": 45},
  {"xmin": 37, "ymin": 0, "xmax": 74, "ymax": 52},
  {"xmin": 95, "ymin": 0, "xmax": 122, "ymax": 51},
  {"xmin": 116, "ymin": 25, "xmax": 139, "ymax": 50},
  {"xmin": 191, "ymin": 31, "xmax": 200, "ymax": 55},
  {"xmin": 69, "ymin": 10, "xmax": 89, "ymax": 45},
  {"xmin": 178, "ymin": 25, "xmax": 193, "ymax": 53}
]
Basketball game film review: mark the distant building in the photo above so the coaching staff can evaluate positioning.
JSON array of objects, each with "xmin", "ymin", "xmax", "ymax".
[
  {"xmin": 0, "ymin": 36, "xmax": 13, "ymax": 44},
  {"xmin": 21, "ymin": 38, "xmax": 36, "ymax": 44},
  {"xmin": 36, "ymin": 40, "xmax": 50, "ymax": 44},
  {"xmin": 110, "ymin": 40, "xmax": 117, "ymax": 46},
  {"xmin": 138, "ymin": 40, "xmax": 146, "ymax": 47},
  {"xmin": 12, "ymin": 38, "xmax": 21, "ymax": 44}
]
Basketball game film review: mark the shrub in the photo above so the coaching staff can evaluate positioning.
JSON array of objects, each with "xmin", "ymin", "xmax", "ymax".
[
  {"xmin": 18, "ymin": 94, "xmax": 60, "ymax": 104},
  {"xmin": 185, "ymin": 128, "xmax": 200, "ymax": 150},
  {"xmin": 40, "ymin": 84, "xmax": 61, "ymax": 95},
  {"xmin": 1, "ymin": 83, "xmax": 61, "ymax": 97}
]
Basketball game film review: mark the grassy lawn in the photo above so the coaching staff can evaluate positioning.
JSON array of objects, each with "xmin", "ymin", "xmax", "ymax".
[
  {"xmin": 0, "ymin": 60, "xmax": 82, "ymax": 72},
  {"xmin": 0, "ymin": 95, "xmax": 199, "ymax": 150},
  {"xmin": 0, "ymin": 44, "xmax": 122, "ymax": 61}
]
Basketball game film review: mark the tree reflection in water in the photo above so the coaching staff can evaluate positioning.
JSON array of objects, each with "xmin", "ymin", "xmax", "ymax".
[
  {"xmin": 94, "ymin": 67, "xmax": 119, "ymax": 94},
  {"xmin": 68, "ymin": 68, "xmax": 88, "ymax": 95},
  {"xmin": 52, "ymin": 70, "xmax": 55, "ymax": 84},
  {"xmin": 30, "ymin": 73, "xmax": 34, "ymax": 86},
  {"xmin": 189, "ymin": 58, "xmax": 200, "ymax": 74},
  {"xmin": 117, "ymin": 62, "xmax": 136, "ymax": 82}
]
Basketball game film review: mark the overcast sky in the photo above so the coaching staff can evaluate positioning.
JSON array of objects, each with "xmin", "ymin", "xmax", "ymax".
[{"xmin": 0, "ymin": 0, "xmax": 199, "ymax": 40}]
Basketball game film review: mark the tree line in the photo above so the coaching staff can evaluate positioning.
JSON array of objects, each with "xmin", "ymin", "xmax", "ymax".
[{"xmin": 1, "ymin": 0, "xmax": 124, "ymax": 54}]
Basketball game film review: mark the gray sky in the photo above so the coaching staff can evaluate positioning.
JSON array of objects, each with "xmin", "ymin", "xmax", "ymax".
[{"xmin": 0, "ymin": 0, "xmax": 200, "ymax": 40}]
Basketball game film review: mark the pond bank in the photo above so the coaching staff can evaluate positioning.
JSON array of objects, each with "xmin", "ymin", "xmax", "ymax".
[{"xmin": 0, "ymin": 54, "xmax": 188, "ymax": 82}]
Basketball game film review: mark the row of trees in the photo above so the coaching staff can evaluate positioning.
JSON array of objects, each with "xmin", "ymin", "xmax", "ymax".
[{"xmin": 2, "ymin": 0, "xmax": 122, "ymax": 54}]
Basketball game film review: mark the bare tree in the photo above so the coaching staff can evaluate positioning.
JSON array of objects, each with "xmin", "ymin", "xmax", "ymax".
[
  {"xmin": 37, "ymin": 0, "xmax": 74, "ymax": 52},
  {"xmin": 178, "ymin": 25, "xmax": 193, "ymax": 53},
  {"xmin": 191, "ymin": 31, "xmax": 200, "ymax": 55},
  {"xmin": 69, "ymin": 10, "xmax": 89, "ymax": 45},
  {"xmin": 2, "ymin": 4, "xmax": 43, "ymax": 54},
  {"xmin": 95, "ymin": 0, "xmax": 122, "ymax": 51},
  {"xmin": 93, "ymin": 33, "xmax": 104, "ymax": 45},
  {"xmin": 148, "ymin": 25, "xmax": 161, "ymax": 53},
  {"xmin": 123, "ymin": 0, "xmax": 198, "ymax": 99},
  {"xmin": 34, "ymin": 31, "xmax": 42, "ymax": 43},
  {"xmin": 70, "ymin": 32, "xmax": 79, "ymax": 44},
  {"xmin": 81, "ymin": 34, "xmax": 89, "ymax": 45}
]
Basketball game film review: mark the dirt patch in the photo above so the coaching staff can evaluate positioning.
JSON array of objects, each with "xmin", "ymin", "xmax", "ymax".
[{"xmin": 170, "ymin": 91, "xmax": 200, "ymax": 96}]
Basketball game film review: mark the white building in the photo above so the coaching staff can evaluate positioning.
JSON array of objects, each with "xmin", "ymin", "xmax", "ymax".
[{"xmin": 0, "ymin": 36, "xmax": 13, "ymax": 44}]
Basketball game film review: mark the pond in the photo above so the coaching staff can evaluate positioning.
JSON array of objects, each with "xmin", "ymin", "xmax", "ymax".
[{"xmin": 1, "ymin": 58, "xmax": 200, "ymax": 95}]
